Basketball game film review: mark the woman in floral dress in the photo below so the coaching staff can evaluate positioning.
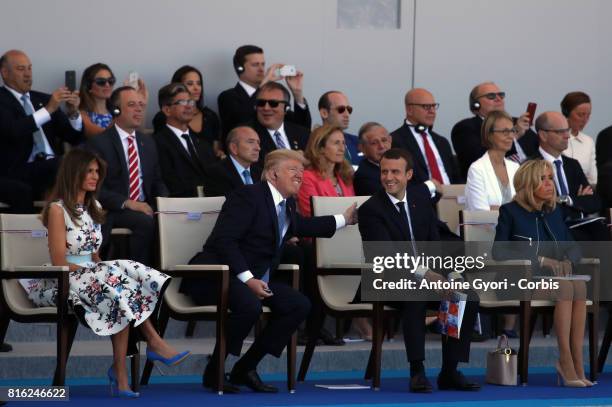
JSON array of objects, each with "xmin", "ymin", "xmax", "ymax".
[{"xmin": 20, "ymin": 148, "xmax": 188, "ymax": 397}]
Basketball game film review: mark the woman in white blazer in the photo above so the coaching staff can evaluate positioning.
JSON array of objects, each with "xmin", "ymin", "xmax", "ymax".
[{"xmin": 465, "ymin": 110, "xmax": 520, "ymax": 211}]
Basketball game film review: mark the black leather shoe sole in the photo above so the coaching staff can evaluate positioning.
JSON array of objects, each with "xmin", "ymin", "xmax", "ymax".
[
  {"xmin": 230, "ymin": 371, "xmax": 278, "ymax": 393},
  {"xmin": 0, "ymin": 342, "xmax": 12, "ymax": 352}
]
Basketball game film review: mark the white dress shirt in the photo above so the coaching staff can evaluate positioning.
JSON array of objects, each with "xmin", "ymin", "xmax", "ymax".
[
  {"xmin": 165, "ymin": 123, "xmax": 191, "ymax": 153},
  {"xmin": 238, "ymin": 80, "xmax": 257, "ymax": 97},
  {"xmin": 405, "ymin": 120, "xmax": 450, "ymax": 196},
  {"xmin": 539, "ymin": 147, "xmax": 571, "ymax": 204},
  {"xmin": 115, "ymin": 124, "xmax": 144, "ymax": 201},
  {"xmin": 563, "ymin": 131, "xmax": 597, "ymax": 185},
  {"xmin": 267, "ymin": 123, "xmax": 291, "ymax": 150}
]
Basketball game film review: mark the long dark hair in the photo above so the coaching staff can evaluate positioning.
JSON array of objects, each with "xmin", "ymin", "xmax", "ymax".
[
  {"xmin": 42, "ymin": 149, "xmax": 107, "ymax": 227},
  {"xmin": 171, "ymin": 65, "xmax": 204, "ymax": 110},
  {"xmin": 79, "ymin": 63, "xmax": 115, "ymax": 112}
]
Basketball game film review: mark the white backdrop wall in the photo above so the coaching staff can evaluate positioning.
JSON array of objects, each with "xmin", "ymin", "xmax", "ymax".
[{"xmin": 1, "ymin": 0, "xmax": 610, "ymax": 147}]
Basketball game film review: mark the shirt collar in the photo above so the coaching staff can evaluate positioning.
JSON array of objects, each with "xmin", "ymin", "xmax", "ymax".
[
  {"xmin": 115, "ymin": 123, "xmax": 135, "ymax": 140},
  {"xmin": 405, "ymin": 119, "xmax": 429, "ymax": 136},
  {"xmin": 386, "ymin": 191, "xmax": 407, "ymax": 206},
  {"xmin": 165, "ymin": 123, "xmax": 189, "ymax": 138},
  {"xmin": 570, "ymin": 130, "xmax": 586, "ymax": 142},
  {"xmin": 539, "ymin": 146, "xmax": 561, "ymax": 162},
  {"xmin": 267, "ymin": 122, "xmax": 285, "ymax": 135},
  {"xmin": 4, "ymin": 85, "xmax": 27, "ymax": 101},
  {"xmin": 267, "ymin": 181, "xmax": 285, "ymax": 206},
  {"xmin": 229, "ymin": 155, "xmax": 249, "ymax": 175},
  {"xmin": 238, "ymin": 80, "xmax": 257, "ymax": 97}
]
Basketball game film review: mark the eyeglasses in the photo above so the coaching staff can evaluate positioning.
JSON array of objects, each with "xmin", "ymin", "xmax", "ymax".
[
  {"xmin": 93, "ymin": 77, "xmax": 116, "ymax": 87},
  {"xmin": 491, "ymin": 128, "xmax": 517, "ymax": 136},
  {"xmin": 407, "ymin": 103, "xmax": 440, "ymax": 111},
  {"xmin": 255, "ymin": 99, "xmax": 287, "ymax": 108},
  {"xmin": 542, "ymin": 128, "xmax": 570, "ymax": 135},
  {"xmin": 171, "ymin": 99, "xmax": 196, "ymax": 107},
  {"xmin": 332, "ymin": 105, "xmax": 353, "ymax": 114},
  {"xmin": 476, "ymin": 92, "xmax": 506, "ymax": 100}
]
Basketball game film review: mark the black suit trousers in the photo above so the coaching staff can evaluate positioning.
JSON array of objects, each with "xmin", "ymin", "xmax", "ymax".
[
  {"xmin": 14, "ymin": 157, "xmax": 61, "ymax": 200},
  {"xmin": 388, "ymin": 291, "xmax": 478, "ymax": 364},
  {"xmin": 102, "ymin": 208, "xmax": 155, "ymax": 265}
]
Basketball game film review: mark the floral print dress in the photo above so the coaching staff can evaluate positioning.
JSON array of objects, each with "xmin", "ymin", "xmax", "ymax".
[{"xmin": 19, "ymin": 201, "xmax": 170, "ymax": 335}]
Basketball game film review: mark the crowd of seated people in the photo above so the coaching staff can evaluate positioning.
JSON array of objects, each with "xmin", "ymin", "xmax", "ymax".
[{"xmin": 1, "ymin": 44, "xmax": 611, "ymax": 396}]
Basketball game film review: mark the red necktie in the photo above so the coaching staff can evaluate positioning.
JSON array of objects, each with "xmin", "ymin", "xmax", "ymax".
[
  {"xmin": 127, "ymin": 135, "xmax": 141, "ymax": 201},
  {"xmin": 419, "ymin": 131, "xmax": 443, "ymax": 184}
]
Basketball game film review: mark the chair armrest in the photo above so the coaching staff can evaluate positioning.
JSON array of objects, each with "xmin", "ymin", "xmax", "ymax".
[
  {"xmin": 277, "ymin": 264, "xmax": 299, "ymax": 271},
  {"xmin": 484, "ymin": 259, "xmax": 531, "ymax": 267},
  {"xmin": 278, "ymin": 264, "xmax": 300, "ymax": 289},
  {"xmin": 1, "ymin": 266, "xmax": 69, "ymax": 279},
  {"xmin": 578, "ymin": 258, "xmax": 600, "ymax": 265},
  {"xmin": 166, "ymin": 264, "xmax": 229, "ymax": 278}
]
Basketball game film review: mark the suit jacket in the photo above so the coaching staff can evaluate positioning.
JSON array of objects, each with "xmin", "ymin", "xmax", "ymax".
[
  {"xmin": 391, "ymin": 122, "xmax": 462, "ymax": 185},
  {"xmin": 0, "ymin": 86, "xmax": 83, "ymax": 175},
  {"xmin": 353, "ymin": 159, "xmax": 381, "ymax": 196},
  {"xmin": 344, "ymin": 132, "xmax": 362, "ymax": 165},
  {"xmin": 251, "ymin": 120, "xmax": 310, "ymax": 169},
  {"xmin": 152, "ymin": 106, "xmax": 221, "ymax": 147},
  {"xmin": 87, "ymin": 126, "xmax": 168, "ymax": 210},
  {"xmin": 204, "ymin": 156, "xmax": 262, "ymax": 197},
  {"xmin": 180, "ymin": 182, "xmax": 336, "ymax": 296},
  {"xmin": 532, "ymin": 151, "xmax": 601, "ymax": 216},
  {"xmin": 451, "ymin": 115, "xmax": 539, "ymax": 179},
  {"xmin": 597, "ymin": 160, "xmax": 612, "ymax": 208},
  {"xmin": 217, "ymin": 82, "xmax": 312, "ymax": 137},
  {"xmin": 153, "ymin": 126, "xmax": 214, "ymax": 197},
  {"xmin": 596, "ymin": 124, "xmax": 612, "ymax": 171},
  {"xmin": 465, "ymin": 152, "xmax": 519, "ymax": 211},
  {"xmin": 297, "ymin": 169, "xmax": 355, "ymax": 217}
]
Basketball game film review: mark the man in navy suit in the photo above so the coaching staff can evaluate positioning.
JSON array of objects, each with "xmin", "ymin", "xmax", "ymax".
[
  {"xmin": 183, "ymin": 149, "xmax": 357, "ymax": 393},
  {"xmin": 451, "ymin": 81, "xmax": 538, "ymax": 179},
  {"xmin": 153, "ymin": 83, "xmax": 213, "ymax": 197},
  {"xmin": 217, "ymin": 45, "xmax": 311, "ymax": 139},
  {"xmin": 358, "ymin": 148, "xmax": 480, "ymax": 393},
  {"xmin": 204, "ymin": 126, "xmax": 262, "ymax": 197},
  {"xmin": 318, "ymin": 90, "xmax": 361, "ymax": 165},
  {"xmin": 391, "ymin": 88, "xmax": 462, "ymax": 198},
  {"xmin": 353, "ymin": 122, "xmax": 392, "ymax": 195},
  {"xmin": 0, "ymin": 49, "xmax": 83, "ymax": 199},
  {"xmin": 87, "ymin": 87, "xmax": 168, "ymax": 264}
]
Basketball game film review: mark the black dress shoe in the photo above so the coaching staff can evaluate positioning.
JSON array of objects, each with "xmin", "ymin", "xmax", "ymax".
[
  {"xmin": 202, "ymin": 368, "xmax": 240, "ymax": 394},
  {"xmin": 437, "ymin": 370, "xmax": 481, "ymax": 391},
  {"xmin": 409, "ymin": 372, "xmax": 433, "ymax": 393},
  {"xmin": 319, "ymin": 328, "xmax": 345, "ymax": 346},
  {"xmin": 0, "ymin": 342, "xmax": 12, "ymax": 352},
  {"xmin": 230, "ymin": 369, "xmax": 278, "ymax": 393}
]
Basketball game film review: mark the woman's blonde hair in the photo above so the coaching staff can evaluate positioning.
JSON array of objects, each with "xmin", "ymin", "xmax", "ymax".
[
  {"xmin": 513, "ymin": 159, "xmax": 556, "ymax": 212},
  {"xmin": 303, "ymin": 124, "xmax": 353, "ymax": 185}
]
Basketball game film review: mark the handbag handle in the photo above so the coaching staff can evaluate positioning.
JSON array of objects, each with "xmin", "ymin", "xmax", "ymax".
[{"xmin": 496, "ymin": 334, "xmax": 510, "ymax": 350}]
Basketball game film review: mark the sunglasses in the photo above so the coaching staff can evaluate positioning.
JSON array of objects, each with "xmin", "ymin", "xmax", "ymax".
[
  {"xmin": 333, "ymin": 105, "xmax": 353, "ymax": 114},
  {"xmin": 255, "ymin": 99, "xmax": 287, "ymax": 108},
  {"xmin": 171, "ymin": 99, "xmax": 196, "ymax": 107},
  {"xmin": 477, "ymin": 92, "xmax": 506, "ymax": 100},
  {"xmin": 93, "ymin": 77, "xmax": 116, "ymax": 87}
]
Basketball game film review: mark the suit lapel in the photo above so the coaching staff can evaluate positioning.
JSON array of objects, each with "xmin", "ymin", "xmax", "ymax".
[
  {"xmin": 284, "ymin": 123, "xmax": 301, "ymax": 151},
  {"xmin": 223, "ymin": 157, "xmax": 245, "ymax": 188},
  {"xmin": 380, "ymin": 191, "xmax": 411, "ymax": 240},
  {"xmin": 109, "ymin": 127, "xmax": 130, "ymax": 189},
  {"xmin": 167, "ymin": 128, "xmax": 205, "ymax": 174},
  {"xmin": 263, "ymin": 183, "xmax": 281, "ymax": 246},
  {"xmin": 0, "ymin": 87, "xmax": 27, "ymax": 115},
  {"xmin": 402, "ymin": 124, "xmax": 428, "ymax": 174}
]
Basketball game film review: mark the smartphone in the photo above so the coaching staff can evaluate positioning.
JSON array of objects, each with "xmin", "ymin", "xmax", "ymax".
[
  {"xmin": 276, "ymin": 65, "xmax": 297, "ymax": 77},
  {"xmin": 527, "ymin": 102, "xmax": 537, "ymax": 127},
  {"xmin": 127, "ymin": 71, "xmax": 140, "ymax": 90},
  {"xmin": 65, "ymin": 70, "xmax": 76, "ymax": 92}
]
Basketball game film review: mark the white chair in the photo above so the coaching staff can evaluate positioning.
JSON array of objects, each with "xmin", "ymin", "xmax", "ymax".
[
  {"xmin": 297, "ymin": 195, "xmax": 395, "ymax": 391},
  {"xmin": 0, "ymin": 214, "xmax": 75, "ymax": 385},
  {"xmin": 460, "ymin": 209, "xmax": 599, "ymax": 384},
  {"xmin": 437, "ymin": 184, "xmax": 466, "ymax": 233}
]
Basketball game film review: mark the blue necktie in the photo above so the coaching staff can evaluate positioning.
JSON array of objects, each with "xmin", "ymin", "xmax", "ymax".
[
  {"xmin": 274, "ymin": 130, "xmax": 287, "ymax": 149},
  {"xmin": 242, "ymin": 169, "xmax": 253, "ymax": 185},
  {"xmin": 21, "ymin": 94, "xmax": 46, "ymax": 157},
  {"xmin": 262, "ymin": 200, "xmax": 286, "ymax": 283},
  {"xmin": 554, "ymin": 160, "xmax": 569, "ymax": 196}
]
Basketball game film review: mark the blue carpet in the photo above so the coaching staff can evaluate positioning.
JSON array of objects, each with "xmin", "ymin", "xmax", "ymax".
[{"xmin": 4, "ymin": 372, "xmax": 612, "ymax": 407}]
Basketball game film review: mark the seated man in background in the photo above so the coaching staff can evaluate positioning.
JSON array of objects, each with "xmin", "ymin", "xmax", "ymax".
[
  {"xmin": 318, "ymin": 90, "xmax": 361, "ymax": 165},
  {"xmin": 218, "ymin": 44, "xmax": 311, "ymax": 139},
  {"xmin": 153, "ymin": 83, "xmax": 213, "ymax": 197},
  {"xmin": 353, "ymin": 121, "xmax": 392, "ymax": 196}
]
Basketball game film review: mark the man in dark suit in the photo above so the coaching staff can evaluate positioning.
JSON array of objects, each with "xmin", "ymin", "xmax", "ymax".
[
  {"xmin": 250, "ymin": 82, "xmax": 310, "ymax": 170},
  {"xmin": 533, "ymin": 112, "xmax": 605, "ymax": 241},
  {"xmin": 182, "ymin": 149, "xmax": 357, "ymax": 393},
  {"xmin": 153, "ymin": 83, "xmax": 213, "ymax": 197},
  {"xmin": 0, "ymin": 50, "xmax": 83, "ymax": 199},
  {"xmin": 353, "ymin": 122, "xmax": 392, "ymax": 196},
  {"xmin": 451, "ymin": 81, "xmax": 539, "ymax": 179},
  {"xmin": 205, "ymin": 126, "xmax": 261, "ymax": 197},
  {"xmin": 318, "ymin": 90, "xmax": 361, "ymax": 165},
  {"xmin": 217, "ymin": 45, "xmax": 311, "ymax": 139},
  {"xmin": 87, "ymin": 87, "xmax": 168, "ymax": 264},
  {"xmin": 391, "ymin": 88, "xmax": 462, "ymax": 200},
  {"xmin": 358, "ymin": 148, "xmax": 480, "ymax": 393}
]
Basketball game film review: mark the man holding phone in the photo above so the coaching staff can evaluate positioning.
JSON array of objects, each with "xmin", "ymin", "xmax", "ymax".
[
  {"xmin": 451, "ymin": 81, "xmax": 538, "ymax": 179},
  {"xmin": 0, "ymin": 49, "xmax": 83, "ymax": 200}
]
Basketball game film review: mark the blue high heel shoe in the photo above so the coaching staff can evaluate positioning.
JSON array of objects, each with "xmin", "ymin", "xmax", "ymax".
[
  {"xmin": 146, "ymin": 349, "xmax": 190, "ymax": 366},
  {"xmin": 107, "ymin": 366, "xmax": 140, "ymax": 398}
]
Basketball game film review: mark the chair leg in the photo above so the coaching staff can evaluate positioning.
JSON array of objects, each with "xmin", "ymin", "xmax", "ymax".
[
  {"xmin": 335, "ymin": 318, "xmax": 343, "ymax": 341},
  {"xmin": 185, "ymin": 321, "xmax": 197, "ymax": 338},
  {"xmin": 298, "ymin": 311, "xmax": 324, "ymax": 381},
  {"xmin": 364, "ymin": 346, "xmax": 374, "ymax": 380},
  {"xmin": 131, "ymin": 352, "xmax": 140, "ymax": 392},
  {"xmin": 0, "ymin": 314, "xmax": 9, "ymax": 344},
  {"xmin": 140, "ymin": 304, "xmax": 170, "ymax": 386},
  {"xmin": 588, "ymin": 309, "xmax": 598, "ymax": 381},
  {"xmin": 53, "ymin": 276, "xmax": 71, "ymax": 386},
  {"xmin": 542, "ymin": 313, "xmax": 551, "ymax": 337},
  {"xmin": 598, "ymin": 312, "xmax": 612, "ymax": 373},
  {"xmin": 287, "ymin": 332, "xmax": 297, "ymax": 392},
  {"xmin": 52, "ymin": 317, "xmax": 78, "ymax": 385},
  {"xmin": 371, "ymin": 304, "xmax": 384, "ymax": 390},
  {"xmin": 518, "ymin": 302, "xmax": 532, "ymax": 385}
]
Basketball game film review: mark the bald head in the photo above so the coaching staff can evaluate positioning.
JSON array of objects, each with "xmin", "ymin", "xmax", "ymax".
[
  {"xmin": 404, "ymin": 88, "xmax": 437, "ymax": 127},
  {"xmin": 226, "ymin": 126, "xmax": 261, "ymax": 167},
  {"xmin": 0, "ymin": 50, "xmax": 32, "ymax": 93},
  {"xmin": 470, "ymin": 81, "xmax": 505, "ymax": 117},
  {"xmin": 536, "ymin": 111, "xmax": 570, "ymax": 157}
]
